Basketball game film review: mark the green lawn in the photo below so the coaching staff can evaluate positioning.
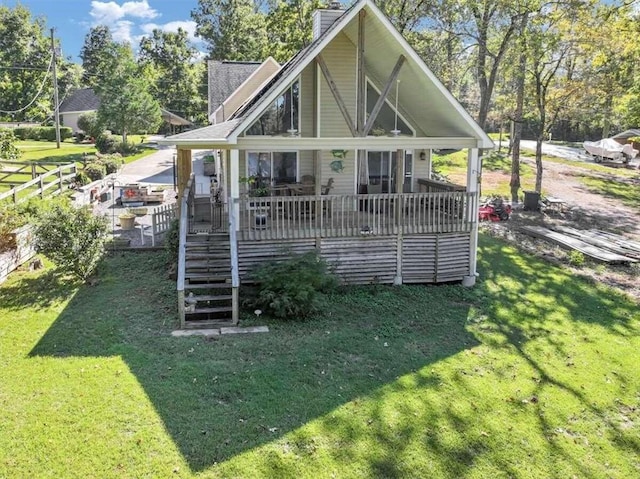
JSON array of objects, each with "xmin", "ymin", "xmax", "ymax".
[{"xmin": 1, "ymin": 239, "xmax": 639, "ymax": 478}]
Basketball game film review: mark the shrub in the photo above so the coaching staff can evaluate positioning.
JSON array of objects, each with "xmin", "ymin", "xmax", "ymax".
[
  {"xmin": 33, "ymin": 200, "xmax": 109, "ymax": 281},
  {"xmin": 77, "ymin": 112, "xmax": 103, "ymax": 140},
  {"xmin": 84, "ymin": 162, "xmax": 106, "ymax": 181},
  {"xmin": 568, "ymin": 250, "xmax": 585, "ymax": 266},
  {"xmin": 164, "ymin": 218, "xmax": 179, "ymax": 261},
  {"xmin": 0, "ymin": 130, "xmax": 20, "ymax": 161},
  {"xmin": 99, "ymin": 153, "xmax": 123, "ymax": 174},
  {"xmin": 115, "ymin": 141, "xmax": 139, "ymax": 156},
  {"xmin": 6, "ymin": 126, "xmax": 72, "ymax": 142},
  {"xmin": 0, "ymin": 203, "xmax": 25, "ymax": 253},
  {"xmin": 250, "ymin": 251, "xmax": 339, "ymax": 319},
  {"xmin": 75, "ymin": 170, "xmax": 90, "ymax": 186},
  {"xmin": 95, "ymin": 134, "xmax": 118, "ymax": 154}
]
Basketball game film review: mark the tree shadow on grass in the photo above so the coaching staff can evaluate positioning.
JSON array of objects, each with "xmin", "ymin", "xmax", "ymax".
[
  {"xmin": 0, "ymin": 268, "xmax": 79, "ymax": 311},
  {"xmin": 28, "ymin": 251, "xmax": 478, "ymax": 472},
  {"xmin": 25, "ymin": 237, "xmax": 640, "ymax": 476}
]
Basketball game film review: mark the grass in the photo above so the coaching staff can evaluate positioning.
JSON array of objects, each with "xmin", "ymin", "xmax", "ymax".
[
  {"xmin": 433, "ymin": 150, "xmax": 537, "ymax": 197},
  {"xmin": 1, "ymin": 238, "xmax": 639, "ymax": 478},
  {"xmin": 579, "ymin": 176, "xmax": 640, "ymax": 209},
  {"xmin": 1, "ymin": 141, "xmax": 157, "ymax": 193}
]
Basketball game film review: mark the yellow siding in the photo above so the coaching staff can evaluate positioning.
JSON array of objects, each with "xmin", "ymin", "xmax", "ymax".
[
  {"xmin": 320, "ymin": 149, "xmax": 356, "ymax": 194},
  {"xmin": 319, "ymin": 32, "xmax": 357, "ymax": 137},
  {"xmin": 300, "ymin": 65, "xmax": 315, "ymax": 137}
]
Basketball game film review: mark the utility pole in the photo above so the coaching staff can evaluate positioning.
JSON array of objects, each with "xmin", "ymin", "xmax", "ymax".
[{"xmin": 50, "ymin": 28, "xmax": 61, "ymax": 149}]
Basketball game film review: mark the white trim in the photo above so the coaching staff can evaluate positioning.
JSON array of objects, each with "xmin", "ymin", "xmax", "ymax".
[
  {"xmin": 365, "ymin": 76, "xmax": 416, "ymax": 136},
  {"xmin": 237, "ymin": 136, "xmax": 478, "ymax": 150},
  {"xmin": 316, "ymin": 62, "xmax": 321, "ymax": 138}
]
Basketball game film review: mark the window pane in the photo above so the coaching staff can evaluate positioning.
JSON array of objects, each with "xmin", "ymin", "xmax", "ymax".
[
  {"xmin": 366, "ymin": 82, "xmax": 412, "ymax": 135},
  {"xmin": 246, "ymin": 80, "xmax": 300, "ymax": 136},
  {"xmin": 272, "ymin": 152, "xmax": 297, "ymax": 184},
  {"xmin": 247, "ymin": 152, "xmax": 271, "ymax": 189}
]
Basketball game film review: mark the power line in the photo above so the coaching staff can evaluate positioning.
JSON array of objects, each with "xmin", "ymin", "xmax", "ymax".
[{"xmin": 0, "ymin": 54, "xmax": 54, "ymax": 114}]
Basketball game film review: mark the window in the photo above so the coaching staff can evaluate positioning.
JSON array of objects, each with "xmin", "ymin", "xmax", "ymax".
[
  {"xmin": 247, "ymin": 151, "xmax": 298, "ymax": 190},
  {"xmin": 366, "ymin": 81, "xmax": 413, "ymax": 136},
  {"xmin": 246, "ymin": 80, "xmax": 300, "ymax": 136}
]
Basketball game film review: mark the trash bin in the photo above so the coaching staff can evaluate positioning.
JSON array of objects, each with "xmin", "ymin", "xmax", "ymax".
[{"xmin": 523, "ymin": 190, "xmax": 541, "ymax": 211}]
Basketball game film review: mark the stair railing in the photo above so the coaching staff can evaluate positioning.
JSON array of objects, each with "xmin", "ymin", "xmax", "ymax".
[
  {"xmin": 177, "ymin": 173, "xmax": 195, "ymax": 328},
  {"xmin": 229, "ymin": 197, "xmax": 240, "ymax": 324}
]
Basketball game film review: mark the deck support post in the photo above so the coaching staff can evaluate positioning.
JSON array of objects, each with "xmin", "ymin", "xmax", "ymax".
[
  {"xmin": 229, "ymin": 149, "xmax": 240, "ymax": 231},
  {"xmin": 394, "ymin": 149, "xmax": 404, "ymax": 285},
  {"xmin": 463, "ymin": 147, "xmax": 480, "ymax": 287},
  {"xmin": 176, "ymin": 149, "xmax": 192, "ymax": 206}
]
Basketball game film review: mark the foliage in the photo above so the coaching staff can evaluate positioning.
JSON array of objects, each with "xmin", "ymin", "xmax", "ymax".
[
  {"xmin": 83, "ymin": 162, "xmax": 106, "ymax": 181},
  {"xmin": 0, "ymin": 203, "xmax": 25, "ymax": 253},
  {"xmin": 164, "ymin": 218, "xmax": 180, "ymax": 261},
  {"xmin": 33, "ymin": 200, "xmax": 109, "ymax": 281},
  {"xmin": 98, "ymin": 154, "xmax": 123, "ymax": 174},
  {"xmin": 79, "ymin": 25, "xmax": 117, "ymax": 88},
  {"xmin": 74, "ymin": 170, "xmax": 90, "ymax": 186},
  {"xmin": 95, "ymin": 134, "xmax": 118, "ymax": 154},
  {"xmin": 191, "ymin": 0, "xmax": 268, "ymax": 61},
  {"xmin": 76, "ymin": 112, "xmax": 103, "ymax": 139},
  {"xmin": 250, "ymin": 251, "xmax": 338, "ymax": 319},
  {"xmin": 568, "ymin": 250, "xmax": 585, "ymax": 266},
  {"xmin": 0, "ymin": 130, "xmax": 20, "ymax": 161},
  {"xmin": 0, "ymin": 5, "xmax": 53, "ymax": 122},
  {"xmin": 264, "ymin": 0, "xmax": 324, "ymax": 63},
  {"xmin": 115, "ymin": 141, "xmax": 140, "ymax": 156},
  {"xmin": 138, "ymin": 28, "xmax": 203, "ymax": 122},
  {"xmin": 3, "ymin": 126, "xmax": 72, "ymax": 142}
]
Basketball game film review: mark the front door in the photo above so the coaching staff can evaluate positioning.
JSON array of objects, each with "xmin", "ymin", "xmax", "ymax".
[{"xmin": 367, "ymin": 150, "xmax": 413, "ymax": 193}]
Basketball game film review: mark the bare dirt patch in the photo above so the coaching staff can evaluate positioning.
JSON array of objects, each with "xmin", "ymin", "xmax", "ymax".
[{"xmin": 481, "ymin": 157, "xmax": 640, "ymax": 302}]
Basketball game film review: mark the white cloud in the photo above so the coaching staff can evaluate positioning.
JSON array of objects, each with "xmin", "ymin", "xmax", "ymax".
[
  {"xmin": 90, "ymin": 0, "xmax": 159, "ymax": 24},
  {"xmin": 89, "ymin": 1, "xmax": 159, "ymax": 43},
  {"xmin": 140, "ymin": 20, "xmax": 200, "ymax": 44}
]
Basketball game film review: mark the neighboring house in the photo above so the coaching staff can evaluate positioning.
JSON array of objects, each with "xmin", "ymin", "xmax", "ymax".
[
  {"xmin": 59, "ymin": 88, "xmax": 99, "ymax": 133},
  {"xmin": 59, "ymin": 88, "xmax": 191, "ymax": 133},
  {"xmin": 161, "ymin": 0, "xmax": 493, "ymax": 329}
]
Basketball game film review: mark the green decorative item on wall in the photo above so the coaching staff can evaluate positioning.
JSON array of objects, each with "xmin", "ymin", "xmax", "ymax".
[
  {"xmin": 330, "ymin": 160, "xmax": 344, "ymax": 173},
  {"xmin": 330, "ymin": 149, "xmax": 346, "ymax": 173}
]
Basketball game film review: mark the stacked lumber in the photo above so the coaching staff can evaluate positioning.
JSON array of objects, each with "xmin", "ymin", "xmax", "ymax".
[{"xmin": 519, "ymin": 225, "xmax": 637, "ymax": 264}]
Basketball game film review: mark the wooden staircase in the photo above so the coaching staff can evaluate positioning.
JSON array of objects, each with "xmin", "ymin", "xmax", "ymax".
[{"xmin": 183, "ymin": 232, "xmax": 237, "ymax": 329}]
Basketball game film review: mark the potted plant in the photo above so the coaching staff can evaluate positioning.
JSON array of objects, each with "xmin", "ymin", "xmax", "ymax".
[{"xmin": 118, "ymin": 211, "xmax": 136, "ymax": 230}]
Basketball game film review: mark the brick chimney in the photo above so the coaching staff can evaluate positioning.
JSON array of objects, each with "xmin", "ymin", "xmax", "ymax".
[{"xmin": 312, "ymin": 1, "xmax": 345, "ymax": 40}]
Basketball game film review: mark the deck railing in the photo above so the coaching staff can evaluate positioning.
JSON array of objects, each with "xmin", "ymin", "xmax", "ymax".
[{"xmin": 235, "ymin": 191, "xmax": 476, "ymax": 241}]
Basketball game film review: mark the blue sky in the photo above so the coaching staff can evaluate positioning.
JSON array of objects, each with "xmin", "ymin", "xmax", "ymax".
[{"xmin": 5, "ymin": 0, "xmax": 203, "ymax": 61}]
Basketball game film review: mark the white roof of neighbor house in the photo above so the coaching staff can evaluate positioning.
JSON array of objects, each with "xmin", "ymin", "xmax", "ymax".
[{"xmin": 162, "ymin": 0, "xmax": 492, "ymax": 149}]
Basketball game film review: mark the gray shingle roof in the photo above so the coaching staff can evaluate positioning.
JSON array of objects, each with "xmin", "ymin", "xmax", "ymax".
[
  {"xmin": 164, "ymin": 119, "xmax": 242, "ymax": 143},
  {"xmin": 59, "ymin": 88, "xmax": 100, "ymax": 113},
  {"xmin": 208, "ymin": 61, "xmax": 262, "ymax": 116}
]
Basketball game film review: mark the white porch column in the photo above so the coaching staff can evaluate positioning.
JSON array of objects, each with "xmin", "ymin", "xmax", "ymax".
[
  {"xmin": 229, "ymin": 149, "xmax": 240, "ymax": 231},
  {"xmin": 463, "ymin": 147, "xmax": 480, "ymax": 287},
  {"xmin": 424, "ymin": 149, "xmax": 432, "ymax": 178}
]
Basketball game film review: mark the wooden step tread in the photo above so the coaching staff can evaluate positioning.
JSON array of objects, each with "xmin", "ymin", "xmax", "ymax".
[
  {"xmin": 185, "ymin": 282, "xmax": 232, "ymax": 289},
  {"xmin": 190, "ymin": 294, "xmax": 233, "ymax": 301},
  {"xmin": 185, "ymin": 273, "xmax": 231, "ymax": 280},
  {"xmin": 185, "ymin": 253, "xmax": 231, "ymax": 259},
  {"xmin": 186, "ymin": 306, "xmax": 233, "ymax": 314},
  {"xmin": 183, "ymin": 319, "xmax": 235, "ymax": 329}
]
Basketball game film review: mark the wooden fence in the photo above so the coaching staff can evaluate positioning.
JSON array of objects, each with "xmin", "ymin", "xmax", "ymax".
[
  {"xmin": 0, "ymin": 162, "xmax": 77, "ymax": 204},
  {"xmin": 143, "ymin": 203, "xmax": 177, "ymax": 246}
]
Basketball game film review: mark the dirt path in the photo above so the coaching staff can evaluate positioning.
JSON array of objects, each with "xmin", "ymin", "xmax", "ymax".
[{"xmin": 480, "ymin": 157, "xmax": 640, "ymax": 302}]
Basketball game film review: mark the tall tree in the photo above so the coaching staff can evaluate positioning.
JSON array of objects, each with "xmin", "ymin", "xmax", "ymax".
[
  {"xmin": 264, "ymin": 0, "xmax": 323, "ymax": 63},
  {"xmin": 0, "ymin": 5, "xmax": 54, "ymax": 122},
  {"xmin": 139, "ymin": 28, "xmax": 203, "ymax": 121},
  {"xmin": 80, "ymin": 26, "xmax": 117, "ymax": 88},
  {"xmin": 97, "ymin": 44, "xmax": 162, "ymax": 143},
  {"xmin": 192, "ymin": 0, "xmax": 267, "ymax": 61}
]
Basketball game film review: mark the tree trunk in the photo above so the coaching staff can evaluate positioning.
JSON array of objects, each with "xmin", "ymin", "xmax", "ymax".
[
  {"xmin": 535, "ymin": 136, "xmax": 543, "ymax": 192},
  {"xmin": 510, "ymin": 14, "xmax": 528, "ymax": 203}
]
